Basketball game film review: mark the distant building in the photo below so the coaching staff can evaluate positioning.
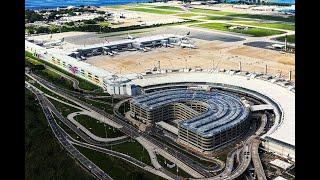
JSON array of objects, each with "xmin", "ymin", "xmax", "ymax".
[{"xmin": 226, "ymin": 0, "xmax": 295, "ymax": 4}]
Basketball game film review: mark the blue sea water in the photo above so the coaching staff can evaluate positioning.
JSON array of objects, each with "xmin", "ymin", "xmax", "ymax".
[{"xmin": 25, "ymin": 0, "xmax": 151, "ymax": 10}]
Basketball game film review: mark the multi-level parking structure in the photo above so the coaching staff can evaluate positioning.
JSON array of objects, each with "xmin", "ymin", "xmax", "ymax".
[{"xmin": 129, "ymin": 88, "xmax": 251, "ymax": 152}]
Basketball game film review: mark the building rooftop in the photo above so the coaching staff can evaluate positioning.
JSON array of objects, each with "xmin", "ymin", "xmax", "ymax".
[
  {"xmin": 132, "ymin": 72, "xmax": 295, "ymax": 147},
  {"xmin": 132, "ymin": 88, "xmax": 250, "ymax": 137}
]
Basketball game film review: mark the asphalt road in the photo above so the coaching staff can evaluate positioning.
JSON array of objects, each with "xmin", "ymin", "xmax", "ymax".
[
  {"xmin": 27, "ymin": 71, "xmax": 269, "ymax": 180},
  {"xmin": 26, "ymin": 84, "xmax": 113, "ymax": 180},
  {"xmin": 65, "ymin": 26, "xmax": 245, "ymax": 46},
  {"xmin": 29, "ymin": 72, "xmax": 213, "ymax": 178}
]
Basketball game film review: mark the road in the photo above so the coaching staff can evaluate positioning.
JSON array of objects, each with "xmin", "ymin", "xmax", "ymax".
[
  {"xmin": 251, "ymin": 139, "xmax": 267, "ymax": 180},
  {"xmin": 26, "ymin": 84, "xmax": 113, "ymax": 180},
  {"xmin": 27, "ymin": 72, "xmax": 213, "ymax": 178},
  {"xmin": 251, "ymin": 114, "xmax": 267, "ymax": 180},
  {"xmin": 27, "ymin": 82, "xmax": 178, "ymax": 180},
  {"xmin": 26, "ymin": 81, "xmax": 128, "ymax": 147},
  {"xmin": 27, "ymin": 71, "xmax": 269, "ymax": 180}
]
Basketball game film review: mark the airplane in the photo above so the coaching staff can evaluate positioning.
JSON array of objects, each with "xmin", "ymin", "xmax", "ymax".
[
  {"xmin": 144, "ymin": 47, "xmax": 151, "ymax": 51},
  {"xmin": 127, "ymin": 33, "xmax": 135, "ymax": 40},
  {"xmin": 180, "ymin": 43, "xmax": 196, "ymax": 49},
  {"xmin": 43, "ymin": 38, "xmax": 64, "ymax": 46}
]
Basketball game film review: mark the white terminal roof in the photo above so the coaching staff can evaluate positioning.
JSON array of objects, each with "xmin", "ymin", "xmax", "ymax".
[
  {"xmin": 132, "ymin": 72, "xmax": 295, "ymax": 147},
  {"xmin": 72, "ymin": 34, "xmax": 181, "ymax": 52}
]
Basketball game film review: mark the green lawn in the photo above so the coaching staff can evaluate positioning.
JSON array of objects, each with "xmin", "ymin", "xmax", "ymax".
[
  {"xmin": 74, "ymin": 114, "xmax": 124, "ymax": 138},
  {"xmin": 190, "ymin": 8, "xmax": 295, "ymax": 22},
  {"xmin": 76, "ymin": 145, "xmax": 163, "ymax": 180},
  {"xmin": 25, "ymin": 89, "xmax": 95, "ymax": 180},
  {"xmin": 193, "ymin": 22, "xmax": 285, "ymax": 37},
  {"xmin": 79, "ymin": 97, "xmax": 114, "ymax": 114},
  {"xmin": 275, "ymin": 34, "xmax": 295, "ymax": 43},
  {"xmin": 176, "ymin": 13, "xmax": 199, "ymax": 18},
  {"xmin": 38, "ymin": 68, "xmax": 75, "ymax": 90},
  {"xmin": 107, "ymin": 140, "xmax": 151, "ymax": 165},
  {"xmin": 190, "ymin": 8, "xmax": 235, "ymax": 16},
  {"xmin": 152, "ymin": 6, "xmax": 183, "ymax": 11},
  {"xmin": 233, "ymin": 21, "xmax": 295, "ymax": 30},
  {"xmin": 49, "ymin": 98, "xmax": 80, "ymax": 117},
  {"xmin": 127, "ymin": 7, "xmax": 178, "ymax": 14},
  {"xmin": 25, "ymin": 55, "xmax": 75, "ymax": 91},
  {"xmin": 229, "ymin": 13, "xmax": 295, "ymax": 23},
  {"xmin": 98, "ymin": 21, "xmax": 110, "ymax": 27},
  {"xmin": 202, "ymin": 15, "xmax": 238, "ymax": 21}
]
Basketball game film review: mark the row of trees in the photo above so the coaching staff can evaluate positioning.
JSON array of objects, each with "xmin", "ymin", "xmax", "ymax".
[{"xmin": 26, "ymin": 19, "xmax": 196, "ymax": 35}]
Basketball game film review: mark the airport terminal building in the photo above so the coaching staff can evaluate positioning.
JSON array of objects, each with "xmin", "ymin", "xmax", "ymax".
[
  {"xmin": 26, "ymin": 35, "xmax": 295, "ymax": 161},
  {"xmin": 25, "ymin": 34, "xmax": 182, "ymax": 96}
]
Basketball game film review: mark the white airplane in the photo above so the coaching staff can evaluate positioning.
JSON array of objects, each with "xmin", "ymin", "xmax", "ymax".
[
  {"xmin": 162, "ymin": 43, "xmax": 174, "ymax": 48},
  {"xmin": 180, "ymin": 43, "xmax": 196, "ymax": 49},
  {"xmin": 43, "ymin": 38, "xmax": 64, "ymax": 46},
  {"xmin": 127, "ymin": 33, "xmax": 135, "ymax": 40},
  {"xmin": 144, "ymin": 47, "xmax": 151, "ymax": 51}
]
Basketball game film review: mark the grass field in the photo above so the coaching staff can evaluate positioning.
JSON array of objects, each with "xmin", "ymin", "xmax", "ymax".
[
  {"xmin": 98, "ymin": 21, "xmax": 110, "ymax": 27},
  {"xmin": 79, "ymin": 97, "xmax": 114, "ymax": 114},
  {"xmin": 190, "ymin": 8, "xmax": 234, "ymax": 16},
  {"xmin": 74, "ymin": 114, "xmax": 124, "ymax": 138},
  {"xmin": 193, "ymin": 22, "xmax": 285, "ymax": 37},
  {"xmin": 234, "ymin": 21, "xmax": 295, "ymax": 30},
  {"xmin": 176, "ymin": 13, "xmax": 199, "ymax": 18},
  {"xmin": 152, "ymin": 6, "xmax": 183, "ymax": 11},
  {"xmin": 229, "ymin": 13, "xmax": 295, "ymax": 22},
  {"xmin": 127, "ymin": 7, "xmax": 178, "ymax": 14},
  {"xmin": 190, "ymin": 8, "xmax": 295, "ymax": 22},
  {"xmin": 202, "ymin": 15, "xmax": 238, "ymax": 21},
  {"xmin": 49, "ymin": 98, "xmax": 80, "ymax": 117},
  {"xmin": 25, "ymin": 55, "xmax": 75, "ymax": 91},
  {"xmin": 76, "ymin": 145, "xmax": 163, "ymax": 180},
  {"xmin": 106, "ymin": 140, "xmax": 151, "ymax": 165},
  {"xmin": 275, "ymin": 34, "xmax": 295, "ymax": 43},
  {"xmin": 25, "ymin": 89, "xmax": 95, "ymax": 180}
]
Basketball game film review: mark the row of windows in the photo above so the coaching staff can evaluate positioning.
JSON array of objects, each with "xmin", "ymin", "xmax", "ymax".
[{"xmin": 50, "ymin": 57, "xmax": 101, "ymax": 84}]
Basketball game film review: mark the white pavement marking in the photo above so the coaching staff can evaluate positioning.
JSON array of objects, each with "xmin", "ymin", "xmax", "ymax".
[{"xmin": 67, "ymin": 111, "xmax": 126, "ymax": 142}]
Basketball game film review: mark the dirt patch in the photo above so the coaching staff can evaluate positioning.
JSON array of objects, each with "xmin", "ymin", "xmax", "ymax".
[
  {"xmin": 228, "ymin": 46, "xmax": 295, "ymax": 66},
  {"xmin": 85, "ymin": 40, "xmax": 295, "ymax": 80}
]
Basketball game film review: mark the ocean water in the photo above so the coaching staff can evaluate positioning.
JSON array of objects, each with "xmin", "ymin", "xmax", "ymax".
[{"xmin": 25, "ymin": 0, "xmax": 151, "ymax": 9}]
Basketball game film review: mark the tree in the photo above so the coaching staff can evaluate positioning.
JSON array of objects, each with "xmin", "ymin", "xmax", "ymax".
[{"xmin": 25, "ymin": 10, "xmax": 44, "ymax": 23}]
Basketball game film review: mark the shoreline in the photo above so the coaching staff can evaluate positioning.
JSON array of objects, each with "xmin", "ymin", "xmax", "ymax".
[{"xmin": 25, "ymin": 0, "xmax": 151, "ymax": 10}]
